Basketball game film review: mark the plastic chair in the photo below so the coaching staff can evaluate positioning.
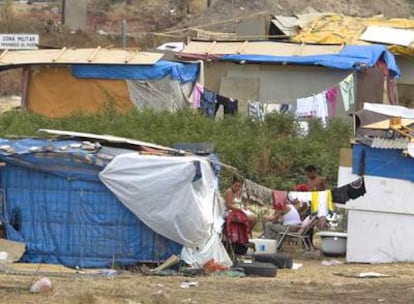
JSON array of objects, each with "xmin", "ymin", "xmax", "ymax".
[{"xmin": 276, "ymin": 216, "xmax": 318, "ymax": 252}]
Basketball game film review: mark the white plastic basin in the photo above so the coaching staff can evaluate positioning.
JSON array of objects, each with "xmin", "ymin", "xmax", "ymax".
[{"xmin": 317, "ymin": 231, "xmax": 347, "ymax": 256}]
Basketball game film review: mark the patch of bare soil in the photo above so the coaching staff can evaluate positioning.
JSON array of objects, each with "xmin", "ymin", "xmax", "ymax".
[
  {"xmin": 174, "ymin": 0, "xmax": 411, "ymax": 32},
  {"xmin": 0, "ymin": 96, "xmax": 20, "ymax": 113},
  {"xmin": 0, "ymin": 260, "xmax": 413, "ymax": 304}
]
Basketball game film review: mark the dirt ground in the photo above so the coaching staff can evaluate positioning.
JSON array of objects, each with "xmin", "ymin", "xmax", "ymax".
[{"xmin": 0, "ymin": 259, "xmax": 413, "ymax": 304}]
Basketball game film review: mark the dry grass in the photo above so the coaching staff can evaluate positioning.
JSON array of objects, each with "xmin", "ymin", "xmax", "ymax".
[{"xmin": 0, "ymin": 260, "xmax": 413, "ymax": 304}]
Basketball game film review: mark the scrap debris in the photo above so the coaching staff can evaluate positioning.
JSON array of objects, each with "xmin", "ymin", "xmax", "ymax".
[{"xmin": 333, "ymin": 272, "xmax": 392, "ymax": 278}]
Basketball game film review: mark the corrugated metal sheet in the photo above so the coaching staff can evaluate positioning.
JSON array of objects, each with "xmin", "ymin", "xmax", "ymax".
[
  {"xmin": 38, "ymin": 129, "xmax": 181, "ymax": 153},
  {"xmin": 271, "ymin": 15, "xmax": 299, "ymax": 36},
  {"xmin": 0, "ymin": 47, "xmax": 163, "ymax": 67},
  {"xmin": 180, "ymin": 41, "xmax": 342, "ymax": 56},
  {"xmin": 360, "ymin": 26, "xmax": 414, "ymax": 47},
  {"xmin": 370, "ymin": 137, "xmax": 409, "ymax": 149}
]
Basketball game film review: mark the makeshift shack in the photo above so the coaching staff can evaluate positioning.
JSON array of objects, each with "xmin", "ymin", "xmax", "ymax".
[
  {"xmin": 0, "ymin": 48, "xmax": 200, "ymax": 117},
  {"xmin": 178, "ymin": 41, "xmax": 400, "ymax": 119},
  {"xmin": 0, "ymin": 129, "xmax": 230, "ymax": 268},
  {"xmin": 288, "ymin": 14, "xmax": 414, "ymax": 107},
  {"xmin": 338, "ymin": 103, "xmax": 414, "ymax": 263}
]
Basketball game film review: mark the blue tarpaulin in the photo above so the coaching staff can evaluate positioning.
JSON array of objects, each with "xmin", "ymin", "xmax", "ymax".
[
  {"xmin": 221, "ymin": 45, "xmax": 400, "ymax": 77},
  {"xmin": 0, "ymin": 138, "xmax": 182, "ymax": 268},
  {"xmin": 71, "ymin": 60, "xmax": 200, "ymax": 83},
  {"xmin": 352, "ymin": 144, "xmax": 414, "ymax": 181},
  {"xmin": 0, "ymin": 138, "xmax": 122, "ymax": 182}
]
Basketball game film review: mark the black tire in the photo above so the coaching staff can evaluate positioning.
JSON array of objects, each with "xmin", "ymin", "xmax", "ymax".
[
  {"xmin": 254, "ymin": 253, "xmax": 293, "ymax": 269},
  {"xmin": 234, "ymin": 261, "xmax": 277, "ymax": 277}
]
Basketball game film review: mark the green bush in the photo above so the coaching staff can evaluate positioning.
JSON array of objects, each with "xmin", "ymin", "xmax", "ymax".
[{"xmin": 0, "ymin": 108, "xmax": 352, "ymax": 190}]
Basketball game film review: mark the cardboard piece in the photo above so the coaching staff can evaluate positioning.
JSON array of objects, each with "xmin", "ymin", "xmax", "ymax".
[{"xmin": 0, "ymin": 239, "xmax": 26, "ymax": 262}]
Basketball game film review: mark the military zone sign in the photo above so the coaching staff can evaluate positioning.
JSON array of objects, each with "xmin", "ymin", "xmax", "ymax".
[{"xmin": 0, "ymin": 34, "xmax": 39, "ymax": 50}]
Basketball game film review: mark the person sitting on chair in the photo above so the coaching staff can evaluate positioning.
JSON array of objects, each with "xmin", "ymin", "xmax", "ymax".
[
  {"xmin": 224, "ymin": 176, "xmax": 257, "ymax": 230},
  {"xmin": 262, "ymin": 200, "xmax": 301, "ymax": 240}
]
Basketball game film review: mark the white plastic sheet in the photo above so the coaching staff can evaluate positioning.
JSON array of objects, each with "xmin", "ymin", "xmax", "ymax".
[
  {"xmin": 181, "ymin": 233, "xmax": 232, "ymax": 268},
  {"xmin": 364, "ymin": 102, "xmax": 414, "ymax": 119},
  {"xmin": 99, "ymin": 154, "xmax": 231, "ymax": 266}
]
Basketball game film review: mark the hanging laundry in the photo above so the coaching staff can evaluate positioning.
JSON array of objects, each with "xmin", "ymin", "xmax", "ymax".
[
  {"xmin": 215, "ymin": 94, "xmax": 238, "ymax": 115},
  {"xmin": 248, "ymin": 101, "xmax": 265, "ymax": 122},
  {"xmin": 387, "ymin": 78, "xmax": 398, "ymax": 105},
  {"xmin": 296, "ymin": 96, "xmax": 316, "ymax": 117},
  {"xmin": 314, "ymin": 92, "xmax": 329, "ymax": 126},
  {"xmin": 339, "ymin": 74, "xmax": 355, "ymax": 111},
  {"xmin": 242, "ymin": 179, "xmax": 273, "ymax": 205},
  {"xmin": 298, "ymin": 120, "xmax": 309, "ymax": 137},
  {"xmin": 192, "ymin": 82, "xmax": 204, "ymax": 109},
  {"xmin": 346, "ymin": 177, "xmax": 366, "ymax": 200},
  {"xmin": 263, "ymin": 103, "xmax": 295, "ymax": 115},
  {"xmin": 280, "ymin": 104, "xmax": 295, "ymax": 113},
  {"xmin": 332, "ymin": 177, "xmax": 366, "ymax": 204},
  {"xmin": 200, "ymin": 88, "xmax": 217, "ymax": 117},
  {"xmin": 311, "ymin": 190, "xmax": 334, "ymax": 217},
  {"xmin": 263, "ymin": 103, "xmax": 280, "ymax": 115},
  {"xmin": 325, "ymin": 87, "xmax": 338, "ymax": 118},
  {"xmin": 376, "ymin": 60, "xmax": 398, "ymax": 105},
  {"xmin": 287, "ymin": 191, "xmax": 312, "ymax": 205},
  {"xmin": 331, "ymin": 185, "xmax": 349, "ymax": 204},
  {"xmin": 273, "ymin": 190, "xmax": 287, "ymax": 206}
]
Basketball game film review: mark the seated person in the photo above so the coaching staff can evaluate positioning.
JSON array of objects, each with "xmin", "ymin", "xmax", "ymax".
[
  {"xmin": 262, "ymin": 200, "xmax": 302, "ymax": 240},
  {"xmin": 224, "ymin": 176, "xmax": 257, "ymax": 230}
]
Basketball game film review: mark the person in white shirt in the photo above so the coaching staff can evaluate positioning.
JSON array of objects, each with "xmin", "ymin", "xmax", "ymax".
[{"xmin": 262, "ymin": 200, "xmax": 301, "ymax": 239}]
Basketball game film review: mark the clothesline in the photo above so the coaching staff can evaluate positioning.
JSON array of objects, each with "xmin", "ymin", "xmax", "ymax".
[
  {"xmin": 192, "ymin": 71, "xmax": 356, "ymax": 122},
  {"xmin": 240, "ymin": 175, "xmax": 366, "ymax": 208}
]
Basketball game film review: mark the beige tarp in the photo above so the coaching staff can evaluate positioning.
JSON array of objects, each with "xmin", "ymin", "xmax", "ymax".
[
  {"xmin": 292, "ymin": 14, "xmax": 414, "ymax": 57},
  {"xmin": 27, "ymin": 66, "xmax": 133, "ymax": 118}
]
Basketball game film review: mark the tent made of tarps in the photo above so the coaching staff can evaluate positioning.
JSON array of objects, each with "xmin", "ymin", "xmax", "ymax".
[
  {"xmin": 25, "ymin": 60, "xmax": 199, "ymax": 118},
  {"xmin": 0, "ymin": 48, "xmax": 200, "ymax": 118},
  {"xmin": 220, "ymin": 45, "xmax": 399, "ymax": 77},
  {"xmin": 0, "ymin": 137, "xmax": 230, "ymax": 268},
  {"xmin": 179, "ymin": 41, "xmax": 400, "ymax": 117},
  {"xmin": 179, "ymin": 41, "xmax": 399, "ymax": 77}
]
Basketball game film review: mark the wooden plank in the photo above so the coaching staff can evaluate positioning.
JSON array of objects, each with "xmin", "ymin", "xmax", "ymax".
[
  {"xmin": 293, "ymin": 43, "xmax": 306, "ymax": 56},
  {"xmin": 205, "ymin": 41, "xmax": 217, "ymax": 55},
  {"xmin": 0, "ymin": 49, "xmax": 8, "ymax": 62},
  {"xmin": 124, "ymin": 50, "xmax": 137, "ymax": 63},
  {"xmin": 52, "ymin": 47, "xmax": 67, "ymax": 62},
  {"xmin": 237, "ymin": 41, "xmax": 249, "ymax": 54},
  {"xmin": 88, "ymin": 46, "xmax": 102, "ymax": 62},
  {"xmin": 361, "ymin": 118, "xmax": 414, "ymax": 130}
]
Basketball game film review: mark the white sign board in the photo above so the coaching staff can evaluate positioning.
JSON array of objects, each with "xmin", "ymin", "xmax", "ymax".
[
  {"xmin": 360, "ymin": 26, "xmax": 414, "ymax": 47},
  {"xmin": 0, "ymin": 34, "xmax": 39, "ymax": 50}
]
